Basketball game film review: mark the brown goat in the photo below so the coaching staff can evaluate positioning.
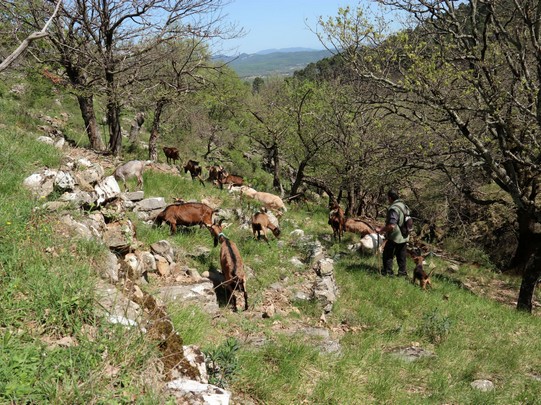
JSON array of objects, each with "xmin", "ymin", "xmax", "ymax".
[
  {"xmin": 216, "ymin": 170, "xmax": 244, "ymax": 189},
  {"xmin": 154, "ymin": 202, "xmax": 217, "ymax": 234},
  {"xmin": 328, "ymin": 201, "xmax": 346, "ymax": 242},
  {"xmin": 206, "ymin": 165, "xmax": 223, "ymax": 182},
  {"xmin": 344, "ymin": 218, "xmax": 376, "ymax": 238},
  {"xmin": 183, "ymin": 159, "xmax": 205, "ymax": 186},
  {"xmin": 251, "ymin": 211, "xmax": 281, "ymax": 243},
  {"xmin": 163, "ymin": 147, "xmax": 180, "ymax": 165},
  {"xmin": 207, "ymin": 221, "xmax": 248, "ymax": 311}
]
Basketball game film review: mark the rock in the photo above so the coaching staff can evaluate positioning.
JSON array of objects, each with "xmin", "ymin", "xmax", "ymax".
[
  {"xmin": 139, "ymin": 251, "xmax": 157, "ymax": 273},
  {"xmin": 37, "ymin": 136, "xmax": 55, "ymax": 145},
  {"xmin": 103, "ymin": 219, "xmax": 136, "ymax": 254},
  {"xmin": 95, "ymin": 280, "xmax": 143, "ymax": 327},
  {"xmin": 389, "ymin": 345, "xmax": 435, "ymax": 363},
  {"xmin": 54, "ymin": 171, "xmax": 76, "ymax": 192},
  {"xmin": 124, "ymin": 253, "xmax": 144, "ymax": 280},
  {"xmin": 312, "ymin": 258, "xmax": 338, "ymax": 313},
  {"xmin": 181, "ymin": 345, "xmax": 208, "ymax": 383},
  {"xmin": 470, "ymin": 379, "xmax": 494, "ymax": 392},
  {"xmin": 359, "ymin": 233, "xmax": 385, "ymax": 254},
  {"xmin": 123, "ymin": 191, "xmax": 145, "ymax": 201},
  {"xmin": 290, "ymin": 257, "xmax": 304, "ymax": 267},
  {"xmin": 447, "ymin": 263, "xmax": 460, "ymax": 273},
  {"xmin": 155, "ymin": 255, "xmax": 170, "ymax": 277},
  {"xmin": 290, "ymin": 229, "xmax": 304, "ymax": 238},
  {"xmin": 166, "ymin": 378, "xmax": 231, "ymax": 405},
  {"xmin": 94, "ymin": 176, "xmax": 121, "ymax": 206},
  {"xmin": 157, "ymin": 282, "xmax": 219, "ymax": 314},
  {"xmin": 75, "ymin": 163, "xmax": 104, "ymax": 185},
  {"xmin": 150, "ymin": 240, "xmax": 174, "ymax": 263},
  {"xmin": 136, "ymin": 197, "xmax": 166, "ymax": 211}
]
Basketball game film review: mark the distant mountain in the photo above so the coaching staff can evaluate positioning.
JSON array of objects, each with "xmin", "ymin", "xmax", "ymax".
[
  {"xmin": 214, "ymin": 49, "xmax": 332, "ymax": 79},
  {"xmin": 255, "ymin": 47, "xmax": 322, "ymax": 55}
]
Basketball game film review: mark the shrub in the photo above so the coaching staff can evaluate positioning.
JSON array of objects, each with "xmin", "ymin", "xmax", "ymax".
[
  {"xmin": 418, "ymin": 309, "xmax": 452, "ymax": 344},
  {"xmin": 204, "ymin": 337, "xmax": 239, "ymax": 388}
]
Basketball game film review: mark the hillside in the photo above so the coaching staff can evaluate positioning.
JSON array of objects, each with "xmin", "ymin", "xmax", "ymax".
[
  {"xmin": 2, "ymin": 75, "xmax": 541, "ymax": 404},
  {"xmin": 215, "ymin": 49, "xmax": 332, "ymax": 79}
]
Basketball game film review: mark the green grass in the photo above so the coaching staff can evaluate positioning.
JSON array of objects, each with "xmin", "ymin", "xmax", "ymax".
[
  {"xmin": 0, "ymin": 81, "xmax": 166, "ymax": 403},
  {"xmin": 2, "ymin": 72, "xmax": 541, "ymax": 404}
]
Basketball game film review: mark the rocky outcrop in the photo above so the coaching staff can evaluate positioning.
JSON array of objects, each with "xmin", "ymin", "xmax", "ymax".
[{"xmin": 22, "ymin": 149, "xmax": 229, "ymax": 402}]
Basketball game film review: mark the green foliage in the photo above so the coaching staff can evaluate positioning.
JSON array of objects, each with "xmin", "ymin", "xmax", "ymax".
[
  {"xmin": 418, "ymin": 308, "xmax": 452, "ymax": 344},
  {"xmin": 204, "ymin": 337, "xmax": 240, "ymax": 388}
]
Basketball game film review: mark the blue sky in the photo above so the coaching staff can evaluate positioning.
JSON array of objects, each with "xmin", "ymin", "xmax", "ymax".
[{"xmin": 217, "ymin": 0, "xmax": 367, "ymax": 54}]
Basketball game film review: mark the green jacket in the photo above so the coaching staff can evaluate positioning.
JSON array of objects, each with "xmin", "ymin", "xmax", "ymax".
[{"xmin": 387, "ymin": 199, "xmax": 410, "ymax": 244}]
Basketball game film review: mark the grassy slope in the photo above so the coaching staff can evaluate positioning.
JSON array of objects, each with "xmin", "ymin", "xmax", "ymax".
[{"xmin": 1, "ymin": 74, "xmax": 541, "ymax": 404}]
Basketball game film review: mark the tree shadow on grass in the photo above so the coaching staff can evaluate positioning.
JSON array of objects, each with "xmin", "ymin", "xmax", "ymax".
[{"xmin": 342, "ymin": 261, "xmax": 381, "ymax": 275}]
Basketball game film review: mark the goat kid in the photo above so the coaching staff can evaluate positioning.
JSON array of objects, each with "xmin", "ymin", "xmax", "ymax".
[
  {"xmin": 113, "ymin": 160, "xmax": 151, "ymax": 191},
  {"xmin": 207, "ymin": 221, "xmax": 248, "ymax": 312},
  {"xmin": 251, "ymin": 210, "xmax": 281, "ymax": 243}
]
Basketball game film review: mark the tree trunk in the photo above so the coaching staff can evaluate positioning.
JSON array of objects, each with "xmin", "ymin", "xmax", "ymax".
[
  {"xmin": 129, "ymin": 112, "xmax": 145, "ymax": 143},
  {"xmin": 290, "ymin": 160, "xmax": 308, "ymax": 197},
  {"xmin": 517, "ymin": 246, "xmax": 541, "ymax": 313},
  {"xmin": 107, "ymin": 101, "xmax": 122, "ymax": 156},
  {"xmin": 346, "ymin": 186, "xmax": 356, "ymax": 217},
  {"xmin": 272, "ymin": 143, "xmax": 282, "ymax": 191},
  {"xmin": 148, "ymin": 99, "xmax": 166, "ymax": 162},
  {"xmin": 77, "ymin": 95, "xmax": 104, "ymax": 150},
  {"xmin": 507, "ymin": 209, "xmax": 541, "ymax": 274}
]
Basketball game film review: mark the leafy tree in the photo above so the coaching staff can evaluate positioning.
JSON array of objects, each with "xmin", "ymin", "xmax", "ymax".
[
  {"xmin": 319, "ymin": 2, "xmax": 541, "ymax": 312},
  {"xmin": 138, "ymin": 39, "xmax": 218, "ymax": 161},
  {"xmin": 280, "ymin": 78, "xmax": 335, "ymax": 197},
  {"xmin": 244, "ymin": 78, "xmax": 291, "ymax": 192},
  {"xmin": 252, "ymin": 76, "xmax": 264, "ymax": 94}
]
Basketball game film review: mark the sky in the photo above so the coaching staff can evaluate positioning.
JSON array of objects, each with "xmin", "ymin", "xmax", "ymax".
[{"xmin": 216, "ymin": 0, "xmax": 368, "ymax": 55}]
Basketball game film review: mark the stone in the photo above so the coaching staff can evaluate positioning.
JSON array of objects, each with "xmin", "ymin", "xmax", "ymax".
[
  {"xmin": 150, "ymin": 240, "xmax": 174, "ymax": 263},
  {"xmin": 94, "ymin": 176, "xmax": 121, "ymax": 206},
  {"xmin": 157, "ymin": 282, "xmax": 219, "ymax": 314},
  {"xmin": 470, "ymin": 379, "xmax": 494, "ymax": 392},
  {"xmin": 54, "ymin": 171, "xmax": 76, "ymax": 191}
]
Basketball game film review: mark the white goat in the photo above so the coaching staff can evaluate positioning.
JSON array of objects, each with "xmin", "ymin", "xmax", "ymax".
[
  {"xmin": 113, "ymin": 160, "xmax": 151, "ymax": 191},
  {"xmin": 252, "ymin": 191, "xmax": 287, "ymax": 215}
]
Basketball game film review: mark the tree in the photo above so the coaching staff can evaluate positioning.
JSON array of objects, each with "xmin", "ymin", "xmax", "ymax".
[
  {"xmin": 280, "ymin": 79, "xmax": 335, "ymax": 197},
  {"xmin": 244, "ymin": 78, "xmax": 290, "ymax": 192},
  {"xmin": 75, "ymin": 0, "xmax": 237, "ymax": 155},
  {"xmin": 320, "ymin": 2, "xmax": 541, "ymax": 312},
  {"xmin": 0, "ymin": 0, "xmax": 62, "ymax": 73},
  {"xmin": 141, "ymin": 39, "xmax": 217, "ymax": 162}
]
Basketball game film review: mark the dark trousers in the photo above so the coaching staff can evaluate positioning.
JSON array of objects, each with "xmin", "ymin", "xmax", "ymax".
[{"xmin": 382, "ymin": 240, "xmax": 408, "ymax": 276}]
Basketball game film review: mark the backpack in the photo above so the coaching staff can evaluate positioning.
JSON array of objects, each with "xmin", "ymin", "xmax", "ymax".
[{"xmin": 395, "ymin": 203, "xmax": 414, "ymax": 238}]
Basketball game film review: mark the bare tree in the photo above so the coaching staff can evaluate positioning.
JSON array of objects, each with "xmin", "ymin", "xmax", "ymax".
[{"xmin": 0, "ymin": 0, "xmax": 62, "ymax": 72}]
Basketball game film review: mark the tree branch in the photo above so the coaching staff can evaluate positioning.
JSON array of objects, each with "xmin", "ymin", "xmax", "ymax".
[{"xmin": 0, "ymin": 0, "xmax": 63, "ymax": 73}]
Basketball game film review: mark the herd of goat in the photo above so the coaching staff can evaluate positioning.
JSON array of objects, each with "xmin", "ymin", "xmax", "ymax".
[{"xmin": 112, "ymin": 147, "xmax": 384, "ymax": 311}]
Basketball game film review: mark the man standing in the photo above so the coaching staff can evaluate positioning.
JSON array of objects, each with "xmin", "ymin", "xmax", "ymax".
[{"xmin": 376, "ymin": 189, "xmax": 410, "ymax": 277}]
